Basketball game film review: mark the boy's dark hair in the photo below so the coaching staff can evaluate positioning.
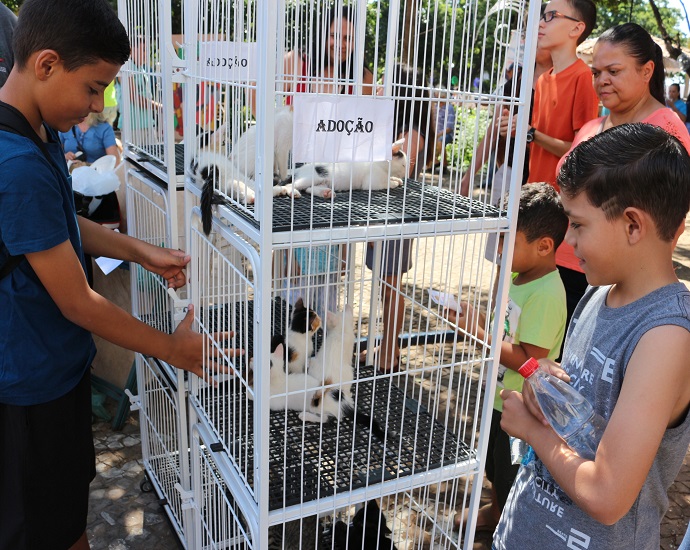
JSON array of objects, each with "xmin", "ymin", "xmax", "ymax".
[
  {"xmin": 517, "ymin": 182, "xmax": 568, "ymax": 249},
  {"xmin": 558, "ymin": 123, "xmax": 690, "ymax": 242},
  {"xmin": 13, "ymin": 0, "xmax": 130, "ymax": 72},
  {"xmin": 567, "ymin": 0, "xmax": 596, "ymax": 44},
  {"xmin": 596, "ymin": 23, "xmax": 665, "ymax": 104}
]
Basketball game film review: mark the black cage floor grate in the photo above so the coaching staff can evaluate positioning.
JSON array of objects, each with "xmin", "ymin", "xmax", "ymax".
[
  {"xmin": 231, "ymin": 179, "xmax": 501, "ymax": 232},
  {"xmin": 197, "ymin": 298, "xmax": 474, "ymax": 511},
  {"xmin": 133, "ymin": 143, "xmax": 186, "ymax": 176}
]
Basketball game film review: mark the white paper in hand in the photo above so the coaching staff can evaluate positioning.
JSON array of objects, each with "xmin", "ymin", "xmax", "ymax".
[{"xmin": 429, "ymin": 290, "xmax": 462, "ymax": 313}]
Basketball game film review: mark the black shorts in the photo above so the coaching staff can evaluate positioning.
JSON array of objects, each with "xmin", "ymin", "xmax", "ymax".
[
  {"xmin": 485, "ymin": 409, "xmax": 519, "ymax": 509},
  {"xmin": 0, "ymin": 370, "xmax": 96, "ymax": 550}
]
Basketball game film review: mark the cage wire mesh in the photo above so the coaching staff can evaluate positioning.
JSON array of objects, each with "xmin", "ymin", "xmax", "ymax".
[
  {"xmin": 120, "ymin": 0, "xmax": 537, "ymax": 547},
  {"xmin": 134, "ymin": 354, "xmax": 187, "ymax": 542}
]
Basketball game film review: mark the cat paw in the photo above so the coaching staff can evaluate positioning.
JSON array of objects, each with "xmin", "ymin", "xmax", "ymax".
[
  {"xmin": 273, "ymin": 186, "xmax": 288, "ymax": 197},
  {"xmin": 389, "ymin": 177, "xmax": 403, "ymax": 188},
  {"xmin": 322, "ymin": 189, "xmax": 334, "ymax": 199}
]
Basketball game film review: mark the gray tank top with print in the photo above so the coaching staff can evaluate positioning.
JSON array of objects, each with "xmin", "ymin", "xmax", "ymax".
[{"xmin": 493, "ymin": 283, "xmax": 690, "ymax": 550}]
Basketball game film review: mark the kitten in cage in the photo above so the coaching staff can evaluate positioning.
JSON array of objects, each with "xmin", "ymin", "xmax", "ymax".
[
  {"xmin": 262, "ymin": 340, "xmax": 386, "ymax": 440},
  {"xmin": 281, "ymin": 138, "xmax": 407, "ymax": 199},
  {"xmin": 190, "ymin": 106, "xmax": 296, "ymax": 234},
  {"xmin": 332, "ymin": 499, "xmax": 398, "ymax": 550},
  {"xmin": 308, "ymin": 304, "xmax": 356, "ymax": 397},
  {"xmin": 232, "ymin": 105, "xmax": 294, "ymax": 184},
  {"xmin": 266, "ymin": 342, "xmax": 322, "ymax": 411},
  {"xmin": 273, "ymin": 297, "xmax": 322, "ymax": 374}
]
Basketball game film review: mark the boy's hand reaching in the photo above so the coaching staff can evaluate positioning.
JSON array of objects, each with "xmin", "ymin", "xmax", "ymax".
[
  {"xmin": 167, "ymin": 305, "xmax": 245, "ymax": 382},
  {"xmin": 140, "ymin": 246, "xmax": 191, "ymax": 289}
]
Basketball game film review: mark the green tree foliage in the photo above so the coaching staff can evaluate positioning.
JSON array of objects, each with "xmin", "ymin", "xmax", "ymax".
[{"xmin": 593, "ymin": 0, "xmax": 685, "ymax": 39}]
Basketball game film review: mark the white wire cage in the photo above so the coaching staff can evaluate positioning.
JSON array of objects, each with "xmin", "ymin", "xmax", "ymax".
[
  {"xmin": 125, "ymin": 169, "xmax": 194, "ymax": 546},
  {"xmin": 131, "ymin": 353, "xmax": 191, "ymax": 545},
  {"xmin": 121, "ymin": 0, "xmax": 540, "ymax": 546}
]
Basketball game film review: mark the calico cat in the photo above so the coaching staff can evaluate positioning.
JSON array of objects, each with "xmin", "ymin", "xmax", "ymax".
[
  {"xmin": 282, "ymin": 139, "xmax": 408, "ymax": 199},
  {"xmin": 272, "ymin": 298, "xmax": 322, "ymax": 374},
  {"xmin": 308, "ymin": 304, "xmax": 356, "ymax": 397}
]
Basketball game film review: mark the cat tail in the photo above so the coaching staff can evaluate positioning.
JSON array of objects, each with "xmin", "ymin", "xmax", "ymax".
[
  {"xmin": 340, "ymin": 399, "xmax": 387, "ymax": 442},
  {"xmin": 200, "ymin": 169, "xmax": 229, "ymax": 236}
]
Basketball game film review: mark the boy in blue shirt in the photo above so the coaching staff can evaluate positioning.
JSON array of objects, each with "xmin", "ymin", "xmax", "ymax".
[
  {"xmin": 496, "ymin": 123, "xmax": 690, "ymax": 548},
  {"xmin": 0, "ymin": 1, "xmax": 237, "ymax": 548},
  {"xmin": 450, "ymin": 182, "xmax": 568, "ymax": 533}
]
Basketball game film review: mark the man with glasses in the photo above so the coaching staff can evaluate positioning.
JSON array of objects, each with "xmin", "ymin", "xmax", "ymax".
[
  {"xmin": 526, "ymin": 0, "xmax": 598, "ymax": 189},
  {"xmin": 523, "ymin": 0, "xmax": 598, "ymax": 346}
]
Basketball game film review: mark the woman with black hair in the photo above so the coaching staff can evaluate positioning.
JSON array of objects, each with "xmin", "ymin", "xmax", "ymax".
[{"xmin": 556, "ymin": 22, "xmax": 690, "ymax": 346}]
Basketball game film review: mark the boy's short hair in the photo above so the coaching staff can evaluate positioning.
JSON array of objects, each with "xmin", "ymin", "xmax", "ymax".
[
  {"xmin": 13, "ymin": 0, "xmax": 130, "ymax": 71},
  {"xmin": 517, "ymin": 182, "xmax": 568, "ymax": 249},
  {"xmin": 557, "ymin": 123, "xmax": 690, "ymax": 242},
  {"xmin": 568, "ymin": 0, "xmax": 596, "ymax": 44}
]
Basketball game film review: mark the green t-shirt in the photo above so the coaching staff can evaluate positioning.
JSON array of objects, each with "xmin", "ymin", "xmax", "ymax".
[{"xmin": 493, "ymin": 269, "xmax": 566, "ymax": 411}]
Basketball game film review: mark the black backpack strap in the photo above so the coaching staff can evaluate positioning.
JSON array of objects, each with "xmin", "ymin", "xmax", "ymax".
[
  {"xmin": 0, "ymin": 253, "xmax": 23, "ymax": 280},
  {"xmin": 0, "ymin": 100, "xmax": 54, "ymax": 163},
  {"xmin": 0, "ymin": 100, "xmax": 57, "ymax": 280}
]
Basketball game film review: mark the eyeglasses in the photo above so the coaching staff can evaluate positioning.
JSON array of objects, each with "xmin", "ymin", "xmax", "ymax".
[{"xmin": 541, "ymin": 10, "xmax": 581, "ymax": 23}]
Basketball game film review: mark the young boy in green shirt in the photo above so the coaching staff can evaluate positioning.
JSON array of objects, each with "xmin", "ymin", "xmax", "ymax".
[{"xmin": 451, "ymin": 182, "xmax": 568, "ymax": 532}]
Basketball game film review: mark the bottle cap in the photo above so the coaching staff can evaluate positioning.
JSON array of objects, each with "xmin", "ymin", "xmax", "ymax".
[{"xmin": 518, "ymin": 357, "xmax": 540, "ymax": 378}]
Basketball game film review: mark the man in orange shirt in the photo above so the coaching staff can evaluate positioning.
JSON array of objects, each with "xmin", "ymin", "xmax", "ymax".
[{"xmin": 527, "ymin": 0, "xmax": 598, "ymax": 188}]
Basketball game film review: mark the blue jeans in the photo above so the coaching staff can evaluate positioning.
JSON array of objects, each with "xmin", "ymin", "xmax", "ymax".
[{"xmin": 679, "ymin": 527, "xmax": 690, "ymax": 550}]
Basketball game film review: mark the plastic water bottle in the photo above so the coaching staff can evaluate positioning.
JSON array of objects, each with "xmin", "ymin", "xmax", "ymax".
[{"xmin": 518, "ymin": 357, "xmax": 606, "ymax": 460}]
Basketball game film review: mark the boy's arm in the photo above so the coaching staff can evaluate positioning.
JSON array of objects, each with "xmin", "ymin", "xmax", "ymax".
[
  {"xmin": 500, "ymin": 324, "xmax": 690, "ymax": 525},
  {"xmin": 26, "ymin": 240, "xmax": 240, "ymax": 378},
  {"xmin": 78, "ymin": 217, "xmax": 189, "ymax": 288},
  {"xmin": 452, "ymin": 301, "xmax": 551, "ymax": 367}
]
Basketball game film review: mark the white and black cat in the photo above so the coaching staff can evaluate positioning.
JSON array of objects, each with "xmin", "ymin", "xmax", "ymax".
[
  {"xmin": 190, "ymin": 106, "xmax": 296, "ymax": 234},
  {"xmin": 261, "ymin": 349, "xmax": 387, "ymax": 441},
  {"xmin": 281, "ymin": 138, "xmax": 408, "ymax": 199}
]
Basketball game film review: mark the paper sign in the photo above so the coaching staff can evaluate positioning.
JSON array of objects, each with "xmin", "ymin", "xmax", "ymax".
[
  {"xmin": 292, "ymin": 95, "xmax": 394, "ymax": 163},
  {"xmin": 198, "ymin": 41, "xmax": 257, "ymax": 82},
  {"xmin": 429, "ymin": 290, "xmax": 462, "ymax": 313},
  {"xmin": 95, "ymin": 256, "xmax": 124, "ymax": 276}
]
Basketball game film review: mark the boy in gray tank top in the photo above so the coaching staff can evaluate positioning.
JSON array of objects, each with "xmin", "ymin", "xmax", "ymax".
[{"xmin": 493, "ymin": 123, "xmax": 690, "ymax": 550}]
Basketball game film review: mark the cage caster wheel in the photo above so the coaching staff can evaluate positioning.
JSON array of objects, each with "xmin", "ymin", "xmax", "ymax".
[{"xmin": 140, "ymin": 475, "xmax": 153, "ymax": 493}]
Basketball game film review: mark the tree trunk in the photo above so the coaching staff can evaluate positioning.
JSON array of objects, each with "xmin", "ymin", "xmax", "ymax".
[{"xmin": 649, "ymin": 0, "xmax": 690, "ymax": 75}]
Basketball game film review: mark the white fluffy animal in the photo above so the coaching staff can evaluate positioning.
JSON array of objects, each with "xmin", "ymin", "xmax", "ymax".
[
  {"xmin": 308, "ymin": 305, "xmax": 356, "ymax": 398},
  {"xmin": 232, "ymin": 105, "xmax": 294, "ymax": 183},
  {"xmin": 282, "ymin": 139, "xmax": 408, "ymax": 199},
  {"xmin": 190, "ymin": 106, "xmax": 297, "ymax": 234},
  {"xmin": 260, "ymin": 342, "xmax": 386, "ymax": 439}
]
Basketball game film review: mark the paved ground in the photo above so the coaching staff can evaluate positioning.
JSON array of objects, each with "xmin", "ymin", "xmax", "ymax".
[{"xmin": 86, "ymin": 218, "xmax": 690, "ymax": 549}]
